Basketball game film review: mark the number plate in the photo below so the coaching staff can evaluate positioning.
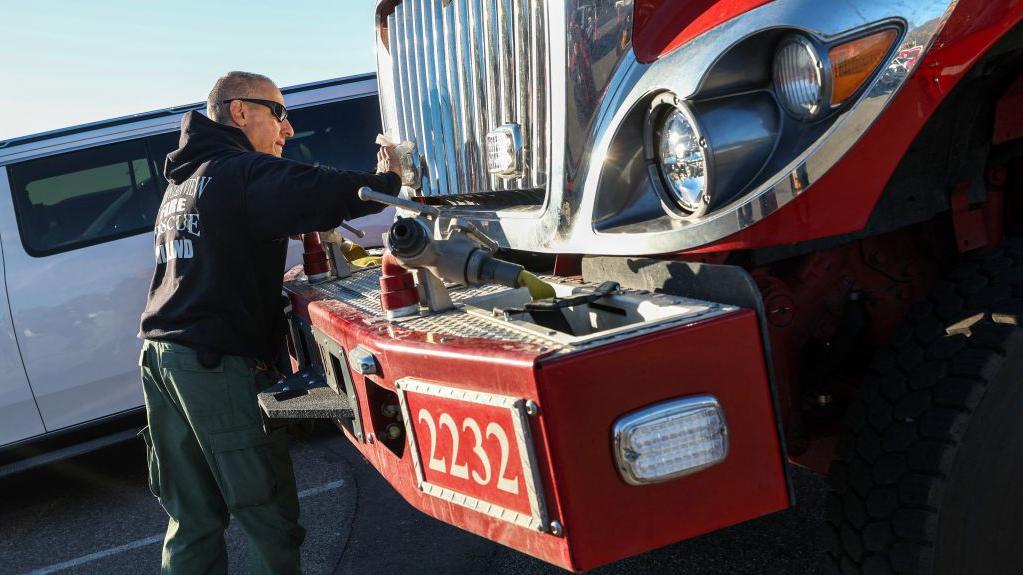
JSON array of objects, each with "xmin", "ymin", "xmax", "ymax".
[{"xmin": 395, "ymin": 379, "xmax": 548, "ymax": 531}]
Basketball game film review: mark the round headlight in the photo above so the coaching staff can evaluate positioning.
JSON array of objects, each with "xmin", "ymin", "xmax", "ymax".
[
  {"xmin": 773, "ymin": 34, "xmax": 829, "ymax": 120},
  {"xmin": 651, "ymin": 99, "xmax": 711, "ymax": 216}
]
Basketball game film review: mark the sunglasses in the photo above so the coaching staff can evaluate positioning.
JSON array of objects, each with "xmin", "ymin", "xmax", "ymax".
[{"xmin": 223, "ymin": 98, "xmax": 289, "ymax": 122}]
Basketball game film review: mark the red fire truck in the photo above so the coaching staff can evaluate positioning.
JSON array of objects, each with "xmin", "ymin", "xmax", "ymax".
[{"xmin": 265, "ymin": 1, "xmax": 1023, "ymax": 573}]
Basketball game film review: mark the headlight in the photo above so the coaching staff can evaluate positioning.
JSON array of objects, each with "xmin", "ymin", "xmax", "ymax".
[
  {"xmin": 649, "ymin": 95, "xmax": 712, "ymax": 217},
  {"xmin": 773, "ymin": 34, "xmax": 829, "ymax": 120}
]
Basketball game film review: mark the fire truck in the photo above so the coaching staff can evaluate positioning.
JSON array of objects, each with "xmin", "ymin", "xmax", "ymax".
[{"xmin": 262, "ymin": 1, "xmax": 1023, "ymax": 573}]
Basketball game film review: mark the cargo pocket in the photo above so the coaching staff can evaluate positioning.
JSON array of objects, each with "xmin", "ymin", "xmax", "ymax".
[
  {"xmin": 211, "ymin": 427, "xmax": 278, "ymax": 510},
  {"xmin": 138, "ymin": 426, "xmax": 161, "ymax": 499},
  {"xmin": 162, "ymin": 351, "xmax": 231, "ymax": 418}
]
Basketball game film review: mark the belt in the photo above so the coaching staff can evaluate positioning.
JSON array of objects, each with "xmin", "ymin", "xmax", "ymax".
[{"xmin": 146, "ymin": 339, "xmax": 279, "ymax": 377}]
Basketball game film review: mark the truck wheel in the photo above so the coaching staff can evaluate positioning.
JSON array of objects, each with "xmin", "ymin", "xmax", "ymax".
[{"xmin": 826, "ymin": 240, "xmax": 1023, "ymax": 574}]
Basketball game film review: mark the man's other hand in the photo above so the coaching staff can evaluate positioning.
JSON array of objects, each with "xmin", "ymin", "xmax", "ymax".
[{"xmin": 377, "ymin": 145, "xmax": 400, "ymax": 177}]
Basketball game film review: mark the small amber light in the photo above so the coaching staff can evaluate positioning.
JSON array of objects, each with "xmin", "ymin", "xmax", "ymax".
[{"xmin": 829, "ymin": 29, "xmax": 899, "ymax": 105}]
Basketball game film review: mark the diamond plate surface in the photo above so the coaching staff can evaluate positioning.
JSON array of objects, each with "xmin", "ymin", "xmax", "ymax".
[
  {"xmin": 310, "ymin": 269, "xmax": 510, "ymax": 316},
  {"xmin": 296, "ymin": 268, "xmax": 732, "ymax": 349},
  {"xmin": 305, "ymin": 268, "xmax": 558, "ymax": 345},
  {"xmin": 401, "ymin": 310, "xmax": 555, "ymax": 345}
]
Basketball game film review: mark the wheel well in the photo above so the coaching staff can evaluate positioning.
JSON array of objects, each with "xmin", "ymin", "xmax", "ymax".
[{"xmin": 864, "ymin": 22, "xmax": 1023, "ymax": 237}]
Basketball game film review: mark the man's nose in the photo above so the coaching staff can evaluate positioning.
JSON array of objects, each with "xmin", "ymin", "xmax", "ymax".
[{"xmin": 281, "ymin": 118, "xmax": 295, "ymax": 139}]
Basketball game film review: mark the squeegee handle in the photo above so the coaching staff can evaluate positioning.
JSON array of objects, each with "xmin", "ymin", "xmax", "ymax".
[{"xmin": 358, "ymin": 187, "xmax": 440, "ymax": 217}]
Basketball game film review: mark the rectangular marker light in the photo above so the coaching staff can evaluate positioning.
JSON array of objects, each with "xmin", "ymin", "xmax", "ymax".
[
  {"xmin": 612, "ymin": 395, "xmax": 728, "ymax": 485},
  {"xmin": 485, "ymin": 124, "xmax": 522, "ymax": 176}
]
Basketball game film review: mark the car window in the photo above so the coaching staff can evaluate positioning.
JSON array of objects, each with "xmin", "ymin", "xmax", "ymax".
[
  {"xmin": 282, "ymin": 96, "xmax": 381, "ymax": 172},
  {"xmin": 8, "ymin": 140, "xmax": 161, "ymax": 256}
]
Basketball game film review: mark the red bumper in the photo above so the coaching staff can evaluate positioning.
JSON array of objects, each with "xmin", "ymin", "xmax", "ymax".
[{"xmin": 284, "ymin": 270, "xmax": 790, "ymax": 571}]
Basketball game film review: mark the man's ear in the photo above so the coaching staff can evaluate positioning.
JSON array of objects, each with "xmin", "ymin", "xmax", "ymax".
[{"xmin": 228, "ymin": 100, "xmax": 247, "ymax": 127}]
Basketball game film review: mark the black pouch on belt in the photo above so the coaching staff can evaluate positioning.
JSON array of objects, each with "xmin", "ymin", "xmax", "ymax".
[{"xmin": 196, "ymin": 348, "xmax": 223, "ymax": 369}]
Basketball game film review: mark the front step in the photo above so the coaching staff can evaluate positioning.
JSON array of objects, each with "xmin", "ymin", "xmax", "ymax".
[{"xmin": 257, "ymin": 368, "xmax": 354, "ymax": 420}]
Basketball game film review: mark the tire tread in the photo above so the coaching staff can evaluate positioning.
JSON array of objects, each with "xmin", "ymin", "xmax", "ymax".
[{"xmin": 826, "ymin": 245, "xmax": 1023, "ymax": 574}]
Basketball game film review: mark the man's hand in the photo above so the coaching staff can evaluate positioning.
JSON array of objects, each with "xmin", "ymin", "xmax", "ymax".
[{"xmin": 377, "ymin": 145, "xmax": 400, "ymax": 177}]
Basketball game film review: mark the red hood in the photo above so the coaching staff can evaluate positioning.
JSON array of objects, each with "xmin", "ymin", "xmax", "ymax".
[{"xmin": 633, "ymin": 0, "xmax": 773, "ymax": 63}]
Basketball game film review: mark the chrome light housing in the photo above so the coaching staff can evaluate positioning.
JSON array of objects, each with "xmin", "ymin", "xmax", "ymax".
[
  {"xmin": 773, "ymin": 34, "xmax": 830, "ymax": 120},
  {"xmin": 613, "ymin": 395, "xmax": 729, "ymax": 485},
  {"xmin": 648, "ymin": 94, "xmax": 713, "ymax": 217}
]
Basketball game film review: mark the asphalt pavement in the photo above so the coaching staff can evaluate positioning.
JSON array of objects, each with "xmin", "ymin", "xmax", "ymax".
[{"xmin": 0, "ymin": 424, "xmax": 827, "ymax": 574}]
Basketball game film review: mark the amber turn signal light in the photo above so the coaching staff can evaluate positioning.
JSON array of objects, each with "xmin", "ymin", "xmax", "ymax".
[{"xmin": 829, "ymin": 29, "xmax": 899, "ymax": 105}]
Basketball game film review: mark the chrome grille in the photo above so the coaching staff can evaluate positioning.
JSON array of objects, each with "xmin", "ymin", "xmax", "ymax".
[{"xmin": 388, "ymin": 0, "xmax": 547, "ymax": 197}]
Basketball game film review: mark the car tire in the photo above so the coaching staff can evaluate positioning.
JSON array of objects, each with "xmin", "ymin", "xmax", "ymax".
[{"xmin": 826, "ymin": 239, "xmax": 1023, "ymax": 574}]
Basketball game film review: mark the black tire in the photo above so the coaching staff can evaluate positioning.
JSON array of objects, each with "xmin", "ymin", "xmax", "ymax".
[{"xmin": 827, "ymin": 239, "xmax": 1023, "ymax": 575}]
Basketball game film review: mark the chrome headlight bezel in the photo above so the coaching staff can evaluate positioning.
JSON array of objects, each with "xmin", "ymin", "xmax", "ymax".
[
  {"xmin": 773, "ymin": 33, "xmax": 833, "ymax": 121},
  {"xmin": 645, "ymin": 93, "xmax": 714, "ymax": 218}
]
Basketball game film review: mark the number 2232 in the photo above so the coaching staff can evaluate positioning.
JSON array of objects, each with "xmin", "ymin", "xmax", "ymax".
[{"xmin": 417, "ymin": 408, "xmax": 520, "ymax": 495}]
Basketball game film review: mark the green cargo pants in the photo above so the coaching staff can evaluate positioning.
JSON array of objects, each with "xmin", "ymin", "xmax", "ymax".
[{"xmin": 139, "ymin": 340, "xmax": 305, "ymax": 574}]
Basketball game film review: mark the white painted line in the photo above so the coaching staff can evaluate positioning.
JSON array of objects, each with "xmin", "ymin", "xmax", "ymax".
[
  {"xmin": 26, "ymin": 536, "xmax": 164, "ymax": 575},
  {"xmin": 298, "ymin": 479, "xmax": 345, "ymax": 499},
  {"xmin": 25, "ymin": 479, "xmax": 346, "ymax": 575}
]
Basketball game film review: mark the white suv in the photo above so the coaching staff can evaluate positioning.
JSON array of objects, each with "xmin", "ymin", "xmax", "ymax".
[{"xmin": 0, "ymin": 74, "xmax": 393, "ymax": 474}]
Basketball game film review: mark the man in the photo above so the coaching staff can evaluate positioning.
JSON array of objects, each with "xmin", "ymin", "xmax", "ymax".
[{"xmin": 138, "ymin": 71, "xmax": 400, "ymax": 574}]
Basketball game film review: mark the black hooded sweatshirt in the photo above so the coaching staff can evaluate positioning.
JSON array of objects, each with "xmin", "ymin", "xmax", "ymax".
[{"xmin": 139, "ymin": 111, "xmax": 399, "ymax": 361}]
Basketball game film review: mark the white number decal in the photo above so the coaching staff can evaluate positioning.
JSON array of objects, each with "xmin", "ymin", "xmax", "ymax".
[
  {"xmin": 418, "ymin": 409, "xmax": 446, "ymax": 473},
  {"xmin": 486, "ymin": 422, "xmax": 520, "ymax": 495},
  {"xmin": 462, "ymin": 417, "xmax": 492, "ymax": 485},
  {"xmin": 439, "ymin": 413, "xmax": 469, "ymax": 479},
  {"xmin": 416, "ymin": 407, "xmax": 520, "ymax": 496}
]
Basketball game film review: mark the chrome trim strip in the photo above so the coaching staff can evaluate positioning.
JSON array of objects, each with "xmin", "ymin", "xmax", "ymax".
[{"xmin": 395, "ymin": 378, "xmax": 550, "ymax": 532}]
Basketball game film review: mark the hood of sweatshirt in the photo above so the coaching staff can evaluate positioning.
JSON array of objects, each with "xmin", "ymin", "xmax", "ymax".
[{"xmin": 164, "ymin": 111, "xmax": 254, "ymax": 184}]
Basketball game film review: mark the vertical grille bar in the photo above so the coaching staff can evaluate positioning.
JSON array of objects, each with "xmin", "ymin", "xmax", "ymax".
[
  {"xmin": 480, "ymin": 0, "xmax": 501, "ymax": 192},
  {"xmin": 466, "ymin": 0, "xmax": 493, "ymax": 193},
  {"xmin": 428, "ymin": 0, "xmax": 459, "ymax": 195},
  {"xmin": 419, "ymin": 0, "xmax": 451, "ymax": 196},
  {"xmin": 530, "ymin": 0, "xmax": 546, "ymax": 188},
  {"xmin": 406, "ymin": 2, "xmax": 437, "ymax": 195},
  {"xmin": 494, "ymin": 0, "xmax": 515, "ymax": 191},
  {"xmin": 512, "ymin": 0, "xmax": 530, "ymax": 190},
  {"xmin": 390, "ymin": 13, "xmax": 412, "ymax": 146},
  {"xmin": 440, "ymin": 0, "xmax": 468, "ymax": 195},
  {"xmin": 454, "ymin": 0, "xmax": 482, "ymax": 194}
]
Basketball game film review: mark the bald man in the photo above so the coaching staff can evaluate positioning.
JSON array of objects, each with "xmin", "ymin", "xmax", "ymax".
[{"xmin": 138, "ymin": 71, "xmax": 400, "ymax": 574}]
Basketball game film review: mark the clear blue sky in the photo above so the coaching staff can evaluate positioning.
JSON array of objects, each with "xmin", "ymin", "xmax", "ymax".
[{"xmin": 0, "ymin": 0, "xmax": 379, "ymax": 141}]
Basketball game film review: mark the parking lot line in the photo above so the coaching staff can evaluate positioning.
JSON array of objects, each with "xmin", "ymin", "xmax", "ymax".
[{"xmin": 26, "ymin": 479, "xmax": 347, "ymax": 575}]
